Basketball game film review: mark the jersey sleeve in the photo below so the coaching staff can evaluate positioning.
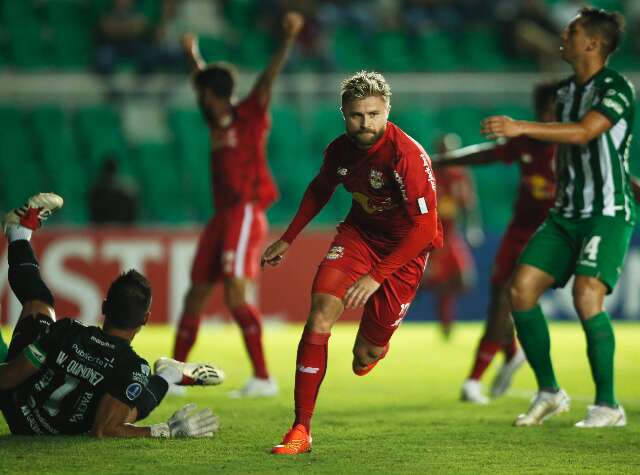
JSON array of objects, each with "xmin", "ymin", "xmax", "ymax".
[
  {"xmin": 394, "ymin": 143, "xmax": 437, "ymax": 218},
  {"xmin": 22, "ymin": 318, "xmax": 70, "ymax": 369},
  {"xmin": 105, "ymin": 352, "xmax": 151, "ymax": 408},
  {"xmin": 593, "ymin": 79, "xmax": 635, "ymax": 124}
]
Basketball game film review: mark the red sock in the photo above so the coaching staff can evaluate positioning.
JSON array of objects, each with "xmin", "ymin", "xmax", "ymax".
[
  {"xmin": 294, "ymin": 329, "xmax": 330, "ymax": 432},
  {"xmin": 502, "ymin": 336, "xmax": 518, "ymax": 361},
  {"xmin": 231, "ymin": 304, "xmax": 269, "ymax": 379},
  {"xmin": 173, "ymin": 313, "xmax": 201, "ymax": 362},
  {"xmin": 468, "ymin": 338, "xmax": 501, "ymax": 380}
]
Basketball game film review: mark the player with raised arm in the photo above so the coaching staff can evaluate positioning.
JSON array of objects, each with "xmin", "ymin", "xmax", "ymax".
[
  {"xmin": 172, "ymin": 12, "xmax": 304, "ymax": 398},
  {"xmin": 482, "ymin": 7, "xmax": 634, "ymax": 427},
  {"xmin": 262, "ymin": 71, "xmax": 443, "ymax": 454},
  {"xmin": 434, "ymin": 82, "xmax": 558, "ymax": 404},
  {"xmin": 421, "ymin": 134, "xmax": 482, "ymax": 339},
  {"xmin": 0, "ymin": 193, "xmax": 223, "ymax": 437}
]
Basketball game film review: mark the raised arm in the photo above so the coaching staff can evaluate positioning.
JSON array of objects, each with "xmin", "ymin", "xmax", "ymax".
[
  {"xmin": 432, "ymin": 142, "xmax": 500, "ymax": 168},
  {"xmin": 181, "ymin": 33, "xmax": 206, "ymax": 73},
  {"xmin": 481, "ymin": 111, "xmax": 612, "ymax": 146},
  {"xmin": 251, "ymin": 11, "xmax": 304, "ymax": 106}
]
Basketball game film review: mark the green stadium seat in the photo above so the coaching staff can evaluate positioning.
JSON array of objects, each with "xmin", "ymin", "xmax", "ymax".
[
  {"xmin": 458, "ymin": 28, "xmax": 508, "ymax": 71},
  {"xmin": 43, "ymin": 1, "xmax": 93, "ymax": 69},
  {"xmin": 438, "ymin": 105, "xmax": 486, "ymax": 146},
  {"xmin": 224, "ymin": 0, "xmax": 256, "ymax": 30},
  {"xmin": 472, "ymin": 163, "xmax": 519, "ymax": 230},
  {"xmin": 308, "ymin": 103, "xmax": 343, "ymax": 152},
  {"xmin": 371, "ymin": 32, "xmax": 412, "ymax": 72},
  {"xmin": 413, "ymin": 32, "xmax": 461, "ymax": 72},
  {"xmin": 0, "ymin": 108, "xmax": 43, "ymax": 208},
  {"xmin": 199, "ymin": 36, "xmax": 232, "ymax": 62},
  {"xmin": 391, "ymin": 107, "xmax": 441, "ymax": 149},
  {"xmin": 167, "ymin": 108, "xmax": 212, "ymax": 218},
  {"xmin": 30, "ymin": 105, "xmax": 87, "ymax": 222},
  {"xmin": 134, "ymin": 143, "xmax": 187, "ymax": 222},
  {"xmin": 75, "ymin": 105, "xmax": 130, "ymax": 173},
  {"xmin": 331, "ymin": 28, "xmax": 369, "ymax": 72},
  {"xmin": 236, "ymin": 30, "xmax": 273, "ymax": 70}
]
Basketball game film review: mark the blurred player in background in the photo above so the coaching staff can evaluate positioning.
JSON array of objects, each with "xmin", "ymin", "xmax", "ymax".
[
  {"xmin": 173, "ymin": 12, "xmax": 304, "ymax": 398},
  {"xmin": 483, "ymin": 7, "xmax": 635, "ymax": 427},
  {"xmin": 434, "ymin": 82, "xmax": 558, "ymax": 404},
  {"xmin": 422, "ymin": 133, "xmax": 482, "ymax": 339},
  {"xmin": 262, "ymin": 71, "xmax": 443, "ymax": 454},
  {"xmin": 0, "ymin": 193, "xmax": 223, "ymax": 438}
]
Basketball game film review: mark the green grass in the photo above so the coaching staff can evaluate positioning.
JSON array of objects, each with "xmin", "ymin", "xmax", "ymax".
[{"xmin": 2, "ymin": 322, "xmax": 640, "ymax": 474}]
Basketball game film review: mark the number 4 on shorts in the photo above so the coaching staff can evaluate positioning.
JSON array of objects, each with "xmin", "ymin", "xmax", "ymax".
[{"xmin": 582, "ymin": 236, "xmax": 602, "ymax": 261}]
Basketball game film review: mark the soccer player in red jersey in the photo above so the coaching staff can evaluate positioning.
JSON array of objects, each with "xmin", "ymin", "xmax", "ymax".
[
  {"xmin": 433, "ymin": 82, "xmax": 558, "ymax": 404},
  {"xmin": 261, "ymin": 71, "xmax": 443, "ymax": 454},
  {"xmin": 172, "ymin": 12, "xmax": 305, "ymax": 398},
  {"xmin": 422, "ymin": 134, "xmax": 482, "ymax": 338}
]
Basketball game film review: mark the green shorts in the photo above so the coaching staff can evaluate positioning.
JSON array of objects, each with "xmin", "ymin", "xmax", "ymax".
[{"xmin": 518, "ymin": 212, "xmax": 633, "ymax": 293}]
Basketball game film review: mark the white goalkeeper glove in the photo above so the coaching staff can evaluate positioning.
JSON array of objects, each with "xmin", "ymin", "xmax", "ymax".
[{"xmin": 150, "ymin": 403, "xmax": 219, "ymax": 438}]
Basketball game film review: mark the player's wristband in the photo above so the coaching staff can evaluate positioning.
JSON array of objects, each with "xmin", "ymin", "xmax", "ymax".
[{"xmin": 150, "ymin": 422, "xmax": 171, "ymax": 438}]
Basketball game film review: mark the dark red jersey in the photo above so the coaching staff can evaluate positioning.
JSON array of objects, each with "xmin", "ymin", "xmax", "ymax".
[
  {"xmin": 321, "ymin": 122, "xmax": 441, "ymax": 251},
  {"xmin": 282, "ymin": 121, "xmax": 443, "ymax": 282},
  {"xmin": 208, "ymin": 92, "xmax": 278, "ymax": 211},
  {"xmin": 493, "ymin": 136, "xmax": 556, "ymax": 231},
  {"xmin": 434, "ymin": 166, "xmax": 475, "ymax": 235}
]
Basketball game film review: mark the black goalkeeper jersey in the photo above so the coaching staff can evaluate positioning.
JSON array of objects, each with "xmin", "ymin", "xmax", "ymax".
[{"xmin": 4, "ymin": 318, "xmax": 150, "ymax": 435}]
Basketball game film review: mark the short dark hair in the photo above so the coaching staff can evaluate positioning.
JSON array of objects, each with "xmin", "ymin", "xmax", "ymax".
[
  {"xmin": 194, "ymin": 63, "xmax": 236, "ymax": 98},
  {"xmin": 103, "ymin": 270, "xmax": 151, "ymax": 329},
  {"xmin": 533, "ymin": 80, "xmax": 559, "ymax": 116},
  {"xmin": 578, "ymin": 7, "xmax": 625, "ymax": 58}
]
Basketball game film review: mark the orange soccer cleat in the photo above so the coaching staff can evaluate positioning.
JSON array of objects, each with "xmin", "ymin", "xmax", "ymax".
[
  {"xmin": 271, "ymin": 424, "xmax": 312, "ymax": 455},
  {"xmin": 353, "ymin": 342, "xmax": 390, "ymax": 376}
]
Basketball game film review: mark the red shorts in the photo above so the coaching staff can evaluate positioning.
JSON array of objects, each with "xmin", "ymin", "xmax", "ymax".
[
  {"xmin": 312, "ymin": 225, "xmax": 428, "ymax": 347},
  {"xmin": 422, "ymin": 231, "xmax": 474, "ymax": 288},
  {"xmin": 191, "ymin": 203, "xmax": 267, "ymax": 284},
  {"xmin": 491, "ymin": 225, "xmax": 536, "ymax": 286}
]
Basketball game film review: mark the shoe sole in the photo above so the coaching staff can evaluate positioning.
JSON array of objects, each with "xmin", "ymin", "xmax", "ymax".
[{"xmin": 514, "ymin": 401, "xmax": 570, "ymax": 426}]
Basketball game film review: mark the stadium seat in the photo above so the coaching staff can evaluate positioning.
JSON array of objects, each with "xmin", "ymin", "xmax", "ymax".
[
  {"xmin": 199, "ymin": 35, "xmax": 232, "ymax": 63},
  {"xmin": 134, "ymin": 142, "xmax": 187, "ymax": 222},
  {"xmin": 331, "ymin": 28, "xmax": 369, "ymax": 72},
  {"xmin": 75, "ymin": 105, "xmax": 130, "ymax": 173},
  {"xmin": 458, "ymin": 28, "xmax": 508, "ymax": 71},
  {"xmin": 0, "ymin": 108, "xmax": 43, "ymax": 210},
  {"xmin": 471, "ymin": 163, "xmax": 520, "ymax": 230},
  {"xmin": 30, "ymin": 105, "xmax": 87, "ymax": 222},
  {"xmin": 413, "ymin": 32, "xmax": 461, "ymax": 72},
  {"xmin": 308, "ymin": 103, "xmax": 343, "ymax": 152},
  {"xmin": 392, "ymin": 106, "xmax": 441, "ymax": 149},
  {"xmin": 438, "ymin": 106, "xmax": 486, "ymax": 146},
  {"xmin": 236, "ymin": 30, "xmax": 273, "ymax": 70},
  {"xmin": 167, "ymin": 108, "xmax": 212, "ymax": 219},
  {"xmin": 43, "ymin": 1, "xmax": 92, "ymax": 69},
  {"xmin": 371, "ymin": 32, "xmax": 413, "ymax": 72}
]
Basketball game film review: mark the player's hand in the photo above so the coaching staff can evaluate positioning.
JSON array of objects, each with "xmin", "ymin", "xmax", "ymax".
[
  {"xmin": 261, "ymin": 239, "xmax": 289, "ymax": 268},
  {"xmin": 282, "ymin": 11, "xmax": 304, "ymax": 39},
  {"xmin": 180, "ymin": 32, "xmax": 197, "ymax": 54},
  {"xmin": 168, "ymin": 403, "xmax": 219, "ymax": 438},
  {"xmin": 631, "ymin": 176, "xmax": 640, "ymax": 204},
  {"xmin": 343, "ymin": 274, "xmax": 381, "ymax": 309},
  {"xmin": 481, "ymin": 116, "xmax": 522, "ymax": 140}
]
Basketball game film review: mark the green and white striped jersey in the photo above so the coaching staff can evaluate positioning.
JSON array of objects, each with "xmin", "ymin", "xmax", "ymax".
[{"xmin": 554, "ymin": 67, "xmax": 635, "ymax": 223}]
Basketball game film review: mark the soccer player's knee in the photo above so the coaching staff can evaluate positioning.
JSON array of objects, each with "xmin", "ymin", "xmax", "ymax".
[
  {"xmin": 572, "ymin": 286, "xmax": 601, "ymax": 320},
  {"xmin": 307, "ymin": 309, "xmax": 335, "ymax": 333},
  {"xmin": 508, "ymin": 278, "xmax": 531, "ymax": 311}
]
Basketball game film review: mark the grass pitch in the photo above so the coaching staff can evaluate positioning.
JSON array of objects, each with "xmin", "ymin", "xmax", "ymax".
[{"xmin": 1, "ymin": 322, "xmax": 639, "ymax": 474}]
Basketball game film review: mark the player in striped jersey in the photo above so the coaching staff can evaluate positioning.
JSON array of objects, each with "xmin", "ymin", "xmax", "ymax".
[{"xmin": 482, "ymin": 7, "xmax": 633, "ymax": 428}]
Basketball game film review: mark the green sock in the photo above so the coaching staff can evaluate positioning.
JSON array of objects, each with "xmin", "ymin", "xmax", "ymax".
[
  {"xmin": 581, "ymin": 312, "xmax": 617, "ymax": 407},
  {"xmin": 512, "ymin": 305, "xmax": 559, "ymax": 391},
  {"xmin": 0, "ymin": 330, "xmax": 7, "ymax": 363}
]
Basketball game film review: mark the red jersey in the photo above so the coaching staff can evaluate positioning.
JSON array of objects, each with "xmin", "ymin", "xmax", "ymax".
[
  {"xmin": 282, "ymin": 121, "xmax": 443, "ymax": 282},
  {"xmin": 434, "ymin": 166, "xmax": 475, "ymax": 235},
  {"xmin": 208, "ymin": 92, "xmax": 278, "ymax": 211},
  {"xmin": 493, "ymin": 136, "xmax": 556, "ymax": 230}
]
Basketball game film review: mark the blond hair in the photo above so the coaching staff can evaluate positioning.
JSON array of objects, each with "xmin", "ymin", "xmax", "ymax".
[{"xmin": 340, "ymin": 71, "xmax": 391, "ymax": 107}]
